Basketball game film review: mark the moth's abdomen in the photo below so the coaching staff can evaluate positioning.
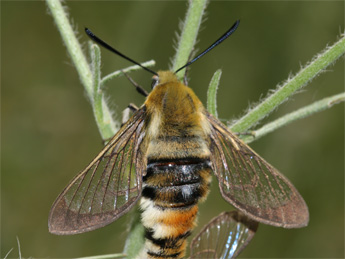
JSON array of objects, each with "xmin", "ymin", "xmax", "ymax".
[
  {"xmin": 139, "ymin": 155, "xmax": 212, "ymax": 259},
  {"xmin": 143, "ymin": 158, "xmax": 211, "ymax": 206}
]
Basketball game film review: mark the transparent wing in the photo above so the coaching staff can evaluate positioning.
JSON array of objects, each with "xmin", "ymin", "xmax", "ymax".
[
  {"xmin": 190, "ymin": 211, "xmax": 258, "ymax": 259},
  {"xmin": 48, "ymin": 109, "xmax": 147, "ymax": 235},
  {"xmin": 206, "ymin": 112, "xmax": 309, "ymax": 228}
]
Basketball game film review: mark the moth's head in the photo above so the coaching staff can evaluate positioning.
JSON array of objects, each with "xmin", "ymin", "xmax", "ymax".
[{"xmin": 151, "ymin": 71, "xmax": 179, "ymax": 89}]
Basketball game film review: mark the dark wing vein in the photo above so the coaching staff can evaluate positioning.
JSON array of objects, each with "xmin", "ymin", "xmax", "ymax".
[{"xmin": 76, "ymin": 159, "xmax": 101, "ymax": 217}]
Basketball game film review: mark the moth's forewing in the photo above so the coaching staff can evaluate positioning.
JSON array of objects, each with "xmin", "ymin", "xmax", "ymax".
[
  {"xmin": 48, "ymin": 109, "xmax": 147, "ymax": 235},
  {"xmin": 206, "ymin": 112, "xmax": 309, "ymax": 228},
  {"xmin": 190, "ymin": 211, "xmax": 258, "ymax": 259}
]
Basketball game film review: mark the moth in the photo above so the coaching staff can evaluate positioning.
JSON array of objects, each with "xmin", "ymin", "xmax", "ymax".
[{"xmin": 49, "ymin": 20, "xmax": 308, "ymax": 258}]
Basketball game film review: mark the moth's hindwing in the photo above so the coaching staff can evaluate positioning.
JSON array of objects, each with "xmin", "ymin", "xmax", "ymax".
[{"xmin": 190, "ymin": 210, "xmax": 258, "ymax": 259}]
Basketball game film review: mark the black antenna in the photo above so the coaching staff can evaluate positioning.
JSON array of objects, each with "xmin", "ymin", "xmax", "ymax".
[
  {"xmin": 175, "ymin": 20, "xmax": 240, "ymax": 74},
  {"xmin": 85, "ymin": 28, "xmax": 158, "ymax": 76}
]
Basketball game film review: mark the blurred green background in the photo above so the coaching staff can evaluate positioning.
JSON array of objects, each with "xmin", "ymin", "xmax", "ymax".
[{"xmin": 2, "ymin": 1, "xmax": 344, "ymax": 258}]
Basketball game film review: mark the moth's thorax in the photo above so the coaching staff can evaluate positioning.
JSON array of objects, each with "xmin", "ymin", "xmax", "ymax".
[{"xmin": 144, "ymin": 71, "xmax": 209, "ymax": 140}]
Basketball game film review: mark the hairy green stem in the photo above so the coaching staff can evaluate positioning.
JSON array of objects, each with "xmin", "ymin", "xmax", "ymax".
[
  {"xmin": 46, "ymin": 0, "xmax": 117, "ymax": 138},
  {"xmin": 75, "ymin": 254, "xmax": 126, "ymax": 259},
  {"xmin": 90, "ymin": 44, "xmax": 119, "ymax": 139},
  {"xmin": 240, "ymin": 92, "xmax": 345, "ymax": 143},
  {"xmin": 207, "ymin": 69, "xmax": 222, "ymax": 117},
  {"xmin": 231, "ymin": 33, "xmax": 345, "ymax": 133},
  {"xmin": 101, "ymin": 60, "xmax": 156, "ymax": 89},
  {"xmin": 123, "ymin": 209, "xmax": 145, "ymax": 258},
  {"xmin": 172, "ymin": 0, "xmax": 208, "ymax": 79},
  {"xmin": 46, "ymin": 0, "xmax": 92, "ymax": 98}
]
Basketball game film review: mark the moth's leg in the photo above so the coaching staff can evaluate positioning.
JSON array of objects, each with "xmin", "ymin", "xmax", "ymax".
[
  {"xmin": 183, "ymin": 50, "xmax": 195, "ymax": 85},
  {"xmin": 234, "ymin": 131, "xmax": 256, "ymax": 144},
  {"xmin": 121, "ymin": 103, "xmax": 139, "ymax": 127},
  {"xmin": 102, "ymin": 104, "xmax": 139, "ymax": 145},
  {"xmin": 234, "ymin": 131, "xmax": 255, "ymax": 137},
  {"xmin": 183, "ymin": 66, "xmax": 190, "ymax": 85},
  {"xmin": 122, "ymin": 70, "xmax": 148, "ymax": 97}
]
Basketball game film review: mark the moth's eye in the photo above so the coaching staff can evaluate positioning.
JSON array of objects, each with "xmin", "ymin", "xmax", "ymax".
[{"xmin": 151, "ymin": 76, "xmax": 159, "ymax": 89}]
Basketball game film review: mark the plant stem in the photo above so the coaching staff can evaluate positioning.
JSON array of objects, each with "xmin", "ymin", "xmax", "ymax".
[
  {"xmin": 123, "ymin": 209, "xmax": 145, "ymax": 258},
  {"xmin": 46, "ymin": 0, "xmax": 92, "ymax": 99},
  {"xmin": 90, "ymin": 44, "xmax": 118, "ymax": 139},
  {"xmin": 101, "ymin": 60, "xmax": 156, "ymax": 89},
  {"xmin": 241, "ymin": 92, "xmax": 345, "ymax": 143},
  {"xmin": 172, "ymin": 0, "xmax": 208, "ymax": 80},
  {"xmin": 75, "ymin": 254, "xmax": 126, "ymax": 259},
  {"xmin": 46, "ymin": 0, "xmax": 116, "ymax": 138},
  {"xmin": 207, "ymin": 69, "xmax": 222, "ymax": 117},
  {"xmin": 231, "ymin": 33, "xmax": 345, "ymax": 133}
]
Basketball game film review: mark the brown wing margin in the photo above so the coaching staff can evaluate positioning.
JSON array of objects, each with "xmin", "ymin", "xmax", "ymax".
[
  {"xmin": 48, "ymin": 108, "xmax": 147, "ymax": 235},
  {"xmin": 190, "ymin": 211, "xmax": 258, "ymax": 259},
  {"xmin": 206, "ymin": 112, "xmax": 309, "ymax": 228}
]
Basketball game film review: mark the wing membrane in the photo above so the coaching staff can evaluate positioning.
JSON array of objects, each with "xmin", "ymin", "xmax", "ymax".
[
  {"xmin": 207, "ymin": 112, "xmax": 309, "ymax": 228},
  {"xmin": 190, "ymin": 211, "xmax": 258, "ymax": 259},
  {"xmin": 48, "ymin": 109, "xmax": 146, "ymax": 234}
]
